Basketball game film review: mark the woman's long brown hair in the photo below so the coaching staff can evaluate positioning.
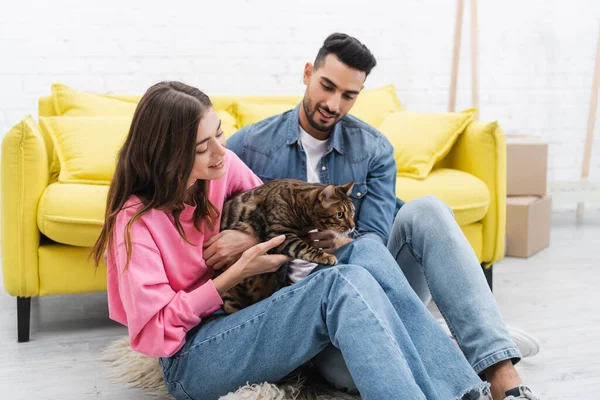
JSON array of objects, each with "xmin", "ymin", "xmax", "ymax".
[{"xmin": 90, "ymin": 81, "xmax": 218, "ymax": 270}]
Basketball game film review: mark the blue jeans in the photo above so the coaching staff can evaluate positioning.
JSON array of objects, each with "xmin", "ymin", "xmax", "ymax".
[
  {"xmin": 160, "ymin": 238, "xmax": 489, "ymax": 400},
  {"xmin": 314, "ymin": 195, "xmax": 521, "ymax": 393}
]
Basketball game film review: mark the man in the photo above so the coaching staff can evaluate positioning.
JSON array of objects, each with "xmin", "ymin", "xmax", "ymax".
[{"xmin": 225, "ymin": 33, "xmax": 540, "ymax": 400}]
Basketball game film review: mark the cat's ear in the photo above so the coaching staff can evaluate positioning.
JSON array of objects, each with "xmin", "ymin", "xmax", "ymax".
[
  {"xmin": 339, "ymin": 181, "xmax": 354, "ymax": 196},
  {"xmin": 318, "ymin": 184, "xmax": 337, "ymax": 206}
]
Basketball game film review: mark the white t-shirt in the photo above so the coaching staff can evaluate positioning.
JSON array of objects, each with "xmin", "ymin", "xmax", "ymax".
[{"xmin": 288, "ymin": 127, "xmax": 328, "ymax": 283}]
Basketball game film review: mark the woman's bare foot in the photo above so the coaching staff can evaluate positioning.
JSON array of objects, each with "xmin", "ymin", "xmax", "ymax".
[{"xmin": 484, "ymin": 360, "xmax": 522, "ymax": 399}]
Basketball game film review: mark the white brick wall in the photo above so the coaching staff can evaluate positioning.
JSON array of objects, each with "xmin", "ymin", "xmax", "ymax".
[{"xmin": 1, "ymin": 0, "xmax": 600, "ymax": 209}]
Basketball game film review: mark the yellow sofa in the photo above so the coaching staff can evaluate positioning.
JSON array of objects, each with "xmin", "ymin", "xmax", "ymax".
[{"xmin": 1, "ymin": 84, "xmax": 506, "ymax": 342}]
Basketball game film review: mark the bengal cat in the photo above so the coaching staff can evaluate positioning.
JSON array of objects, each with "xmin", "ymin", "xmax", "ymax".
[{"xmin": 214, "ymin": 178, "xmax": 356, "ymax": 314}]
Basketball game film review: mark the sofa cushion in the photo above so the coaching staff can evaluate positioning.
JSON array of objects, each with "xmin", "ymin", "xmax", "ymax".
[
  {"xmin": 210, "ymin": 95, "xmax": 301, "ymax": 115},
  {"xmin": 52, "ymin": 83, "xmax": 140, "ymax": 116},
  {"xmin": 45, "ymin": 83, "xmax": 238, "ymax": 180},
  {"xmin": 397, "ymin": 168, "xmax": 490, "ymax": 226},
  {"xmin": 228, "ymin": 102, "xmax": 296, "ymax": 128},
  {"xmin": 349, "ymin": 84, "xmax": 403, "ymax": 128},
  {"xmin": 38, "ymin": 183, "xmax": 107, "ymax": 247},
  {"xmin": 381, "ymin": 108, "xmax": 477, "ymax": 179},
  {"xmin": 51, "ymin": 83, "xmax": 239, "ymax": 132},
  {"xmin": 50, "ymin": 82, "xmax": 239, "ymax": 145},
  {"xmin": 40, "ymin": 116, "xmax": 131, "ymax": 185}
]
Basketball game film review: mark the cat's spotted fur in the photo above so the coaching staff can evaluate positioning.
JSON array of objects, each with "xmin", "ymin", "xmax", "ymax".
[{"xmin": 215, "ymin": 179, "xmax": 355, "ymax": 314}]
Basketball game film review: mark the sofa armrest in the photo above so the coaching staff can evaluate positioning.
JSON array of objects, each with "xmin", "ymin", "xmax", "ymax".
[
  {"xmin": 1, "ymin": 116, "xmax": 49, "ymax": 297},
  {"xmin": 445, "ymin": 120, "xmax": 507, "ymax": 266}
]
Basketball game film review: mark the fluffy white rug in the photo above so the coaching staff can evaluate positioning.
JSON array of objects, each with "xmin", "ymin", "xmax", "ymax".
[{"xmin": 102, "ymin": 336, "xmax": 360, "ymax": 400}]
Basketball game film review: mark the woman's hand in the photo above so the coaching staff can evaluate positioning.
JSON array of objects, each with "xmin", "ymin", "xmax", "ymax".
[
  {"xmin": 232, "ymin": 235, "xmax": 292, "ymax": 279},
  {"xmin": 204, "ymin": 230, "xmax": 259, "ymax": 270},
  {"xmin": 212, "ymin": 235, "xmax": 291, "ymax": 295}
]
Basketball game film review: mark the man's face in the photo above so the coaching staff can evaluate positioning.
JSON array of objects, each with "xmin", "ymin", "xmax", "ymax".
[{"xmin": 302, "ymin": 54, "xmax": 366, "ymax": 133}]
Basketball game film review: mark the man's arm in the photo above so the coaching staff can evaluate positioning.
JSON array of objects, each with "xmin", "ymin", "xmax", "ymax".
[{"xmin": 354, "ymin": 138, "xmax": 397, "ymax": 244}]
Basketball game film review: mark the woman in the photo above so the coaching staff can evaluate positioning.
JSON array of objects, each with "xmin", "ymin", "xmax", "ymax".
[{"xmin": 91, "ymin": 81, "xmax": 490, "ymax": 400}]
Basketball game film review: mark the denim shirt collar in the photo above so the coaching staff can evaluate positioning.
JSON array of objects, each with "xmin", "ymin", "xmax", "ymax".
[{"xmin": 285, "ymin": 104, "xmax": 344, "ymax": 155}]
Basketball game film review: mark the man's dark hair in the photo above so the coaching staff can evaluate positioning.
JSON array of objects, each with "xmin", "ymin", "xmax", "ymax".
[{"xmin": 314, "ymin": 33, "xmax": 377, "ymax": 76}]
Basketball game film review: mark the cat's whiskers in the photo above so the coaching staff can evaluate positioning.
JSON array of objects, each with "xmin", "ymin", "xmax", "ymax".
[
  {"xmin": 350, "ymin": 228, "xmax": 362, "ymax": 239},
  {"xmin": 338, "ymin": 227, "xmax": 355, "ymax": 238}
]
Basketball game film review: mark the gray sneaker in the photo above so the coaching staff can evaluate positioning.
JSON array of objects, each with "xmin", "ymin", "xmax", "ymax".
[
  {"xmin": 507, "ymin": 327, "xmax": 540, "ymax": 358},
  {"xmin": 504, "ymin": 385, "xmax": 540, "ymax": 399},
  {"xmin": 435, "ymin": 319, "xmax": 540, "ymax": 358}
]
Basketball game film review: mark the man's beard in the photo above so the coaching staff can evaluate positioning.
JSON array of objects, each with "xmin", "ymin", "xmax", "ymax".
[{"xmin": 302, "ymin": 95, "xmax": 340, "ymax": 133}]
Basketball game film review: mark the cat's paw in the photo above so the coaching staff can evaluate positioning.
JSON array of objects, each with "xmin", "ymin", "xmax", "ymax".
[
  {"xmin": 318, "ymin": 253, "xmax": 338, "ymax": 266},
  {"xmin": 222, "ymin": 301, "xmax": 242, "ymax": 315}
]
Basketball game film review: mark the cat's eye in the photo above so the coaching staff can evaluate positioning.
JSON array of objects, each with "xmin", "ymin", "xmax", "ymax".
[{"xmin": 336, "ymin": 212, "xmax": 344, "ymax": 218}]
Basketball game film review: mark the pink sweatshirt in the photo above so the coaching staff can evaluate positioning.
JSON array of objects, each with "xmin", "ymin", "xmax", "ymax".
[{"xmin": 106, "ymin": 150, "xmax": 263, "ymax": 357}]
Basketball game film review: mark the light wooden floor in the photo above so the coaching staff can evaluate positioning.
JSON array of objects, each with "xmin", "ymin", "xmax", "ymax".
[{"xmin": 1, "ymin": 211, "xmax": 598, "ymax": 399}]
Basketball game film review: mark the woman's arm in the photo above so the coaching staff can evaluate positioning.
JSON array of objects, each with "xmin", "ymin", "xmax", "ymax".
[
  {"xmin": 114, "ymin": 243, "xmax": 223, "ymax": 358},
  {"xmin": 115, "ymin": 234, "xmax": 288, "ymax": 358},
  {"xmin": 212, "ymin": 262, "xmax": 245, "ymax": 294},
  {"xmin": 204, "ymin": 230, "xmax": 259, "ymax": 270}
]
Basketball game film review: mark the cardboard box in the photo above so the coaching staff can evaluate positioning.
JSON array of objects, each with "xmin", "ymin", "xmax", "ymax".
[
  {"xmin": 506, "ymin": 135, "xmax": 548, "ymax": 196},
  {"xmin": 505, "ymin": 195, "xmax": 552, "ymax": 258}
]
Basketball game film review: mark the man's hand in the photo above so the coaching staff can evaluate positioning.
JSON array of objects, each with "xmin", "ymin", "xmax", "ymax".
[
  {"xmin": 303, "ymin": 230, "xmax": 353, "ymax": 253},
  {"xmin": 204, "ymin": 230, "xmax": 260, "ymax": 270}
]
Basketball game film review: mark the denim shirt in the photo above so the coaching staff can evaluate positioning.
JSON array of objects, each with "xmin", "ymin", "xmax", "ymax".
[{"xmin": 226, "ymin": 105, "xmax": 404, "ymax": 244}]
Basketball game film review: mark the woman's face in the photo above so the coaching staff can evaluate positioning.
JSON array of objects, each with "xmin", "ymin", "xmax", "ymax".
[{"xmin": 188, "ymin": 107, "xmax": 227, "ymax": 185}]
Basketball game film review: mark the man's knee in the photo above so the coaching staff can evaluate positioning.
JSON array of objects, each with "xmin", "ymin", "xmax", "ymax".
[
  {"xmin": 335, "ymin": 238, "xmax": 391, "ymax": 270},
  {"xmin": 341, "ymin": 236, "xmax": 387, "ymax": 255},
  {"xmin": 333, "ymin": 263, "xmax": 377, "ymax": 284},
  {"xmin": 393, "ymin": 195, "xmax": 453, "ymax": 229}
]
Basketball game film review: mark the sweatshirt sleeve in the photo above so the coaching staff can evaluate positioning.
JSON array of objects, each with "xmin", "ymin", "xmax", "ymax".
[
  {"xmin": 225, "ymin": 149, "xmax": 263, "ymax": 197},
  {"xmin": 115, "ymin": 242, "xmax": 223, "ymax": 357}
]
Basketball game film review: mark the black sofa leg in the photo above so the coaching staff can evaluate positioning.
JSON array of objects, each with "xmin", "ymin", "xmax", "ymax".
[
  {"xmin": 17, "ymin": 297, "xmax": 31, "ymax": 343},
  {"xmin": 482, "ymin": 264, "xmax": 493, "ymax": 292}
]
